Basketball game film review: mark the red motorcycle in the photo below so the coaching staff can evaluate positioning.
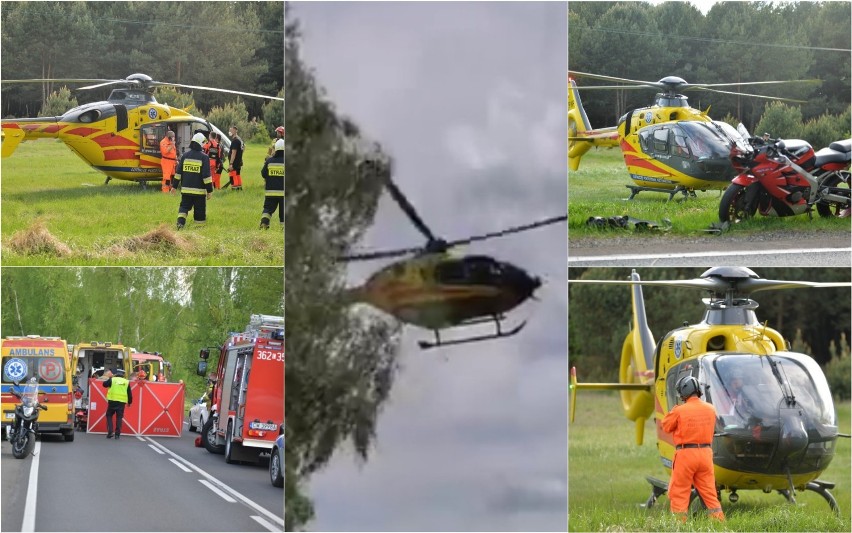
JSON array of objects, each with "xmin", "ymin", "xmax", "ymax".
[{"xmin": 719, "ymin": 125, "xmax": 851, "ymax": 223}]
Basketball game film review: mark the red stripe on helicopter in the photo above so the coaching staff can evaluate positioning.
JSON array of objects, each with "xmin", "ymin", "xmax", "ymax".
[
  {"xmin": 623, "ymin": 153, "xmax": 667, "ymax": 174},
  {"xmin": 65, "ymin": 127, "xmax": 101, "ymax": 137},
  {"xmin": 92, "ymin": 133, "xmax": 137, "ymax": 148},
  {"xmin": 1, "ymin": 123, "xmax": 21, "ymax": 130},
  {"xmin": 103, "ymin": 149, "xmax": 138, "ymax": 161},
  {"xmin": 22, "ymin": 124, "xmax": 42, "ymax": 132},
  {"xmin": 40, "ymin": 124, "xmax": 64, "ymax": 134}
]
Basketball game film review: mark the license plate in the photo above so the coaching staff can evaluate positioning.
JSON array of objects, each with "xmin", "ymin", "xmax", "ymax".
[
  {"xmin": 249, "ymin": 422, "xmax": 277, "ymax": 431},
  {"xmin": 4, "ymin": 412, "xmax": 14, "ymax": 420}
]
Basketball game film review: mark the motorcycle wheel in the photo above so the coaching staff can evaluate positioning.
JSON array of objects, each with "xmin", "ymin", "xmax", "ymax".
[
  {"xmin": 816, "ymin": 170, "xmax": 851, "ymax": 218},
  {"xmin": 201, "ymin": 417, "xmax": 224, "ymax": 455},
  {"xmin": 12, "ymin": 432, "xmax": 34, "ymax": 459},
  {"xmin": 719, "ymin": 184, "xmax": 757, "ymax": 223}
]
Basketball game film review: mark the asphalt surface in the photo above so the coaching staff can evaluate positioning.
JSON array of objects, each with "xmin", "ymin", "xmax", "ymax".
[
  {"xmin": 1, "ymin": 421, "xmax": 283, "ymax": 532},
  {"xmin": 568, "ymin": 228, "xmax": 851, "ymax": 266}
]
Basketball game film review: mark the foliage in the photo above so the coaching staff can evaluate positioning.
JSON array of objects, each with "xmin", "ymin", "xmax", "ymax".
[
  {"xmin": 802, "ymin": 110, "xmax": 852, "ymax": 149},
  {"xmin": 0, "ymin": 268, "xmax": 283, "ymax": 402},
  {"xmin": 206, "ymin": 99, "xmax": 251, "ymax": 141},
  {"xmin": 153, "ymin": 87, "xmax": 197, "ymax": 112},
  {"xmin": 39, "ymin": 87, "xmax": 78, "ymax": 118},
  {"xmin": 825, "ymin": 333, "xmax": 851, "ymax": 401},
  {"xmin": 262, "ymin": 89, "xmax": 285, "ymax": 135},
  {"xmin": 754, "ymin": 102, "xmax": 804, "ymax": 141},
  {"xmin": 285, "ymin": 12, "xmax": 401, "ymax": 531}
]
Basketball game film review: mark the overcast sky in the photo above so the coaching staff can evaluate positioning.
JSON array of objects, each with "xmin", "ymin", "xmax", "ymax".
[{"xmin": 291, "ymin": 2, "xmax": 567, "ymax": 531}]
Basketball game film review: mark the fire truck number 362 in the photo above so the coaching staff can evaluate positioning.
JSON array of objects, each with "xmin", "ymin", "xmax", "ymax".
[{"xmin": 257, "ymin": 350, "xmax": 283, "ymax": 362}]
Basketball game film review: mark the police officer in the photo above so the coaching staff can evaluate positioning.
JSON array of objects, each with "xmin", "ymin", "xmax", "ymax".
[
  {"xmin": 260, "ymin": 138, "xmax": 284, "ymax": 229},
  {"xmin": 172, "ymin": 132, "xmax": 213, "ymax": 230},
  {"xmin": 662, "ymin": 376, "xmax": 725, "ymax": 522},
  {"xmin": 267, "ymin": 126, "xmax": 284, "ymax": 157},
  {"xmin": 224, "ymin": 125, "xmax": 244, "ymax": 191},
  {"xmin": 102, "ymin": 368, "xmax": 132, "ymax": 440}
]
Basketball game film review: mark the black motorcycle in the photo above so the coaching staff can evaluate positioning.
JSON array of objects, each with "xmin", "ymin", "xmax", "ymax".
[{"xmin": 6, "ymin": 378, "xmax": 47, "ymax": 459}]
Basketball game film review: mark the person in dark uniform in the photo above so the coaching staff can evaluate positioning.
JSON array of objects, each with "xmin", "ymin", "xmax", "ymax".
[
  {"xmin": 224, "ymin": 125, "xmax": 244, "ymax": 190},
  {"xmin": 172, "ymin": 132, "xmax": 213, "ymax": 229},
  {"xmin": 260, "ymin": 138, "xmax": 284, "ymax": 229},
  {"xmin": 102, "ymin": 368, "xmax": 132, "ymax": 440}
]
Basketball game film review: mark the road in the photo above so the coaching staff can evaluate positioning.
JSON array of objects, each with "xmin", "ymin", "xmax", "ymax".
[
  {"xmin": 1, "ymin": 421, "xmax": 284, "ymax": 532},
  {"xmin": 568, "ymin": 229, "xmax": 851, "ymax": 266}
]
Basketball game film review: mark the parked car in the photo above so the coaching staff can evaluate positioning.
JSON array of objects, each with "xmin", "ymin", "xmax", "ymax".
[
  {"xmin": 187, "ymin": 394, "xmax": 209, "ymax": 433},
  {"xmin": 270, "ymin": 433, "xmax": 283, "ymax": 487}
]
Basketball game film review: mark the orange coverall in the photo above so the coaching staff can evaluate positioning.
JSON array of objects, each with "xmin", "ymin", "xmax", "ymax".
[
  {"xmin": 203, "ymin": 139, "xmax": 221, "ymax": 189},
  {"xmin": 159, "ymin": 137, "xmax": 177, "ymax": 193},
  {"xmin": 661, "ymin": 396, "xmax": 725, "ymax": 521}
]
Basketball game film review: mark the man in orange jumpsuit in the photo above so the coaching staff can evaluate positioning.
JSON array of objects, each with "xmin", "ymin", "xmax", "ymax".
[
  {"xmin": 159, "ymin": 131, "xmax": 177, "ymax": 193},
  {"xmin": 203, "ymin": 132, "xmax": 223, "ymax": 189},
  {"xmin": 662, "ymin": 376, "xmax": 725, "ymax": 522}
]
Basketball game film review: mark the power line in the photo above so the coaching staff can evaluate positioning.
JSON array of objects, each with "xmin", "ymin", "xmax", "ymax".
[{"xmin": 580, "ymin": 26, "xmax": 851, "ymax": 53}]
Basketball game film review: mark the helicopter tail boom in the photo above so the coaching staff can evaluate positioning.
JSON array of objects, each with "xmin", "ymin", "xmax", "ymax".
[
  {"xmin": 1, "ymin": 118, "xmax": 67, "ymax": 157},
  {"xmin": 568, "ymin": 78, "xmax": 619, "ymax": 170}
]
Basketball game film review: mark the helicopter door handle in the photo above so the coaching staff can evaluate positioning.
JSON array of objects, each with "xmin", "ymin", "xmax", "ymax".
[{"xmin": 714, "ymin": 432, "xmax": 730, "ymax": 437}]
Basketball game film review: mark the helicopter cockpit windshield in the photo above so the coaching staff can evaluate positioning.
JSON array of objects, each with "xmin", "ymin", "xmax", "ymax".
[
  {"xmin": 703, "ymin": 353, "xmax": 835, "ymax": 430},
  {"xmin": 637, "ymin": 121, "xmax": 736, "ymax": 161}
]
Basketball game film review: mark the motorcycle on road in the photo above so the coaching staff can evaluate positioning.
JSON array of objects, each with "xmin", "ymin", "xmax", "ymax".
[
  {"xmin": 719, "ymin": 125, "xmax": 851, "ymax": 223},
  {"xmin": 5, "ymin": 377, "xmax": 48, "ymax": 459}
]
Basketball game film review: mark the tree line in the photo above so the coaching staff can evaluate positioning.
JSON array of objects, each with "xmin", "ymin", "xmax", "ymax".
[
  {"xmin": 569, "ymin": 1, "xmax": 851, "ymax": 133},
  {"xmin": 0, "ymin": 1, "xmax": 283, "ymax": 120},
  {"xmin": 1, "ymin": 268, "xmax": 284, "ymax": 401}
]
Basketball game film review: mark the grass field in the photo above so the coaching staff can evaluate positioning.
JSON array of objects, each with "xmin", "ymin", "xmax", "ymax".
[
  {"xmin": 569, "ymin": 391, "xmax": 851, "ymax": 531},
  {"xmin": 1, "ymin": 139, "xmax": 283, "ymax": 265},
  {"xmin": 568, "ymin": 149, "xmax": 851, "ymax": 238}
]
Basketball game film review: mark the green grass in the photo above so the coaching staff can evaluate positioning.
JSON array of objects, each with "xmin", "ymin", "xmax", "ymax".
[
  {"xmin": 568, "ymin": 149, "xmax": 851, "ymax": 238},
  {"xmin": 569, "ymin": 391, "xmax": 850, "ymax": 531},
  {"xmin": 1, "ymin": 139, "xmax": 282, "ymax": 265}
]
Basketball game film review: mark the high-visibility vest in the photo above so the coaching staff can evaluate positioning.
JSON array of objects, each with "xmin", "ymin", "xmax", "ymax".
[{"xmin": 106, "ymin": 376, "xmax": 129, "ymax": 403}]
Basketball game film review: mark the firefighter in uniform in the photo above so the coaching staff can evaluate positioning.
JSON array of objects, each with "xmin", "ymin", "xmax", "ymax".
[
  {"xmin": 267, "ymin": 126, "xmax": 284, "ymax": 157},
  {"xmin": 662, "ymin": 376, "xmax": 726, "ymax": 522},
  {"xmin": 224, "ymin": 125, "xmax": 244, "ymax": 190},
  {"xmin": 102, "ymin": 368, "xmax": 132, "ymax": 440},
  {"xmin": 159, "ymin": 130, "xmax": 177, "ymax": 193},
  {"xmin": 260, "ymin": 138, "xmax": 285, "ymax": 229},
  {"xmin": 172, "ymin": 132, "xmax": 213, "ymax": 229},
  {"xmin": 204, "ymin": 132, "xmax": 223, "ymax": 189}
]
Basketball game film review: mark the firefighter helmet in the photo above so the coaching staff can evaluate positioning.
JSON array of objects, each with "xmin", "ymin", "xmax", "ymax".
[
  {"xmin": 676, "ymin": 375, "xmax": 701, "ymax": 400},
  {"xmin": 275, "ymin": 126, "xmax": 284, "ymax": 136},
  {"xmin": 274, "ymin": 139, "xmax": 285, "ymax": 152},
  {"xmin": 192, "ymin": 132, "xmax": 207, "ymax": 146}
]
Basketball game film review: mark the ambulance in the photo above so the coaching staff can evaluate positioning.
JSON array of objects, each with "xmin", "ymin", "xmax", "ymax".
[
  {"xmin": 199, "ymin": 314, "xmax": 284, "ymax": 464},
  {"xmin": 1, "ymin": 336, "xmax": 76, "ymax": 441},
  {"xmin": 71, "ymin": 341, "xmax": 133, "ymax": 431}
]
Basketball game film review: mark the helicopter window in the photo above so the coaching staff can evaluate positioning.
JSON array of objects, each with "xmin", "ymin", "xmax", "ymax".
[
  {"xmin": 78, "ymin": 109, "xmax": 101, "ymax": 123},
  {"xmin": 638, "ymin": 129, "xmax": 653, "ymax": 153},
  {"xmin": 672, "ymin": 133, "xmax": 690, "ymax": 157},
  {"xmin": 652, "ymin": 128, "xmax": 670, "ymax": 153},
  {"xmin": 435, "ymin": 261, "xmax": 467, "ymax": 284}
]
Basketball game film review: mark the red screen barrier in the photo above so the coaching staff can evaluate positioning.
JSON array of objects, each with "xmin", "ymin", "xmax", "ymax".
[{"xmin": 87, "ymin": 378, "xmax": 184, "ymax": 437}]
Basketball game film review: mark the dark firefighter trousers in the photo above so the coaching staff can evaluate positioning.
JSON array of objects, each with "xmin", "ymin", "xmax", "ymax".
[{"xmin": 178, "ymin": 194, "xmax": 207, "ymax": 225}]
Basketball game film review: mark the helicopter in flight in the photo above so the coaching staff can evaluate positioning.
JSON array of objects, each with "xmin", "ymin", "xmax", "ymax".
[
  {"xmin": 568, "ymin": 71, "xmax": 819, "ymax": 200},
  {"xmin": 1, "ymin": 73, "xmax": 283, "ymax": 185},
  {"xmin": 569, "ymin": 267, "xmax": 850, "ymax": 513},
  {"xmin": 341, "ymin": 160, "xmax": 566, "ymax": 350}
]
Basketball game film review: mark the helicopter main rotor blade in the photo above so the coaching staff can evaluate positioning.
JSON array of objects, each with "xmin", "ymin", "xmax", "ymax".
[
  {"xmin": 693, "ymin": 79, "xmax": 822, "ymax": 89},
  {"xmin": 445, "ymin": 214, "xmax": 567, "ymax": 248},
  {"xmin": 77, "ymin": 80, "xmax": 143, "ymax": 90},
  {"xmin": 569, "ymin": 71, "xmax": 657, "ymax": 87},
  {"xmin": 337, "ymin": 245, "xmax": 425, "ymax": 262},
  {"xmin": 2, "ymin": 78, "xmax": 117, "ymax": 86},
  {"xmin": 688, "ymin": 86, "xmax": 807, "ymax": 103},
  {"xmin": 569, "ymin": 278, "xmax": 734, "ymax": 292},
  {"xmin": 736, "ymin": 279, "xmax": 852, "ymax": 294},
  {"xmin": 569, "ymin": 85, "xmax": 655, "ymax": 91},
  {"xmin": 151, "ymin": 82, "xmax": 284, "ymax": 101},
  {"xmin": 382, "ymin": 175, "xmax": 438, "ymax": 243},
  {"xmin": 569, "ymin": 277, "xmax": 851, "ymax": 295}
]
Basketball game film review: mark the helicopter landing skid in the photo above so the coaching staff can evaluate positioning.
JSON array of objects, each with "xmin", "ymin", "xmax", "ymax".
[
  {"xmin": 626, "ymin": 185, "xmax": 696, "ymax": 202},
  {"xmin": 418, "ymin": 318, "xmax": 526, "ymax": 350},
  {"xmin": 642, "ymin": 476, "xmax": 707, "ymax": 514}
]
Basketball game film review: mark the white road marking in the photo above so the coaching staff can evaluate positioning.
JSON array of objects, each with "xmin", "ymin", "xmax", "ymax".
[
  {"xmin": 148, "ymin": 444, "xmax": 165, "ymax": 455},
  {"xmin": 144, "ymin": 437, "xmax": 284, "ymax": 529},
  {"xmin": 199, "ymin": 479, "xmax": 237, "ymax": 503},
  {"xmin": 22, "ymin": 441, "xmax": 41, "ymax": 532},
  {"xmin": 169, "ymin": 458, "xmax": 192, "ymax": 472},
  {"xmin": 136, "ymin": 436, "xmax": 145, "ymax": 441},
  {"xmin": 568, "ymin": 247, "xmax": 851, "ymax": 263},
  {"xmin": 250, "ymin": 515, "xmax": 282, "ymax": 532}
]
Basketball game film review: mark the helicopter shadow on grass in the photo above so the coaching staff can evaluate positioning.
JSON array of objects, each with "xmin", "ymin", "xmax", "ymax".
[{"xmin": 2, "ymin": 182, "xmax": 159, "ymax": 203}]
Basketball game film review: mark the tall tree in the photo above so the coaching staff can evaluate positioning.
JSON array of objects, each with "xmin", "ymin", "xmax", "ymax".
[{"xmin": 285, "ymin": 12, "xmax": 401, "ymax": 531}]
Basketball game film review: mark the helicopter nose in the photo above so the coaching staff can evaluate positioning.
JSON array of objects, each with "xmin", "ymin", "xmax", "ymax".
[{"xmin": 501, "ymin": 263, "xmax": 541, "ymax": 297}]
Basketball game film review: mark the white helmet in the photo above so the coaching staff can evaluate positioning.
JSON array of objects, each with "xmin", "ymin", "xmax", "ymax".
[
  {"xmin": 274, "ymin": 138, "xmax": 285, "ymax": 152},
  {"xmin": 192, "ymin": 132, "xmax": 207, "ymax": 146}
]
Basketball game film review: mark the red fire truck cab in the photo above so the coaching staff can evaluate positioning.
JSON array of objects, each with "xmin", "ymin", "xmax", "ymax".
[{"xmin": 199, "ymin": 314, "xmax": 284, "ymax": 464}]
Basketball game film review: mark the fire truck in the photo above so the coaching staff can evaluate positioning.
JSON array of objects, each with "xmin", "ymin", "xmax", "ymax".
[
  {"xmin": 71, "ymin": 341, "xmax": 133, "ymax": 431},
  {"xmin": 2, "ymin": 335, "xmax": 76, "ymax": 441},
  {"xmin": 199, "ymin": 314, "xmax": 284, "ymax": 464},
  {"xmin": 131, "ymin": 351, "xmax": 172, "ymax": 382}
]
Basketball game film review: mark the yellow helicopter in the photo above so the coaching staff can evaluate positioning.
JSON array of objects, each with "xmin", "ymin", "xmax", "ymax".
[
  {"xmin": 568, "ymin": 71, "xmax": 817, "ymax": 200},
  {"xmin": 569, "ymin": 267, "xmax": 851, "ymax": 513},
  {"xmin": 1, "ymin": 73, "xmax": 283, "ymax": 185},
  {"xmin": 341, "ymin": 163, "xmax": 565, "ymax": 350}
]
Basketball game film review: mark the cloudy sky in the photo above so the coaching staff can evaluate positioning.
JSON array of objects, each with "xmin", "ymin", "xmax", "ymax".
[{"xmin": 291, "ymin": 2, "xmax": 568, "ymax": 531}]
